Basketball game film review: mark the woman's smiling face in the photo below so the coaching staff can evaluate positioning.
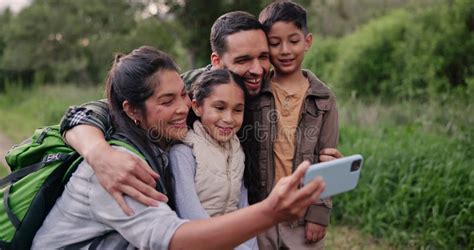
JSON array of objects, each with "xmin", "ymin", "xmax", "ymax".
[{"xmin": 141, "ymin": 70, "xmax": 191, "ymax": 143}]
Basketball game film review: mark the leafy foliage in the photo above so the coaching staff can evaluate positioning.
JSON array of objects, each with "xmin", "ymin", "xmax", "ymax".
[
  {"xmin": 160, "ymin": 0, "xmax": 275, "ymax": 68},
  {"xmin": 304, "ymin": 0, "xmax": 474, "ymax": 100},
  {"xmin": 2, "ymin": 0, "xmax": 132, "ymax": 83},
  {"xmin": 0, "ymin": 0, "xmax": 181, "ymax": 85}
]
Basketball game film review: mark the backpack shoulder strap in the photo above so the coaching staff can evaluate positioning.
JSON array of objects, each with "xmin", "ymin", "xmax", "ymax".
[
  {"xmin": 107, "ymin": 134, "xmax": 168, "ymax": 195},
  {"xmin": 108, "ymin": 140, "xmax": 144, "ymax": 160},
  {"xmin": 0, "ymin": 153, "xmax": 75, "ymax": 188}
]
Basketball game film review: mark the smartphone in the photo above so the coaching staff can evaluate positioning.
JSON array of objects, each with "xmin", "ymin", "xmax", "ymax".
[{"xmin": 303, "ymin": 154, "xmax": 363, "ymax": 199}]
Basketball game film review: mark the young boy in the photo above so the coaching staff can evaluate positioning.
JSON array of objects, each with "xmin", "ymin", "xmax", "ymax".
[{"xmin": 253, "ymin": 1, "xmax": 339, "ymax": 249}]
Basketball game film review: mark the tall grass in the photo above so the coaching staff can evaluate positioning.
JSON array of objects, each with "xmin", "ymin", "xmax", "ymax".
[
  {"xmin": 333, "ymin": 97, "xmax": 474, "ymax": 248},
  {"xmin": 0, "ymin": 83, "xmax": 102, "ymax": 178},
  {"xmin": 0, "ymin": 83, "xmax": 103, "ymax": 142},
  {"xmin": 0, "ymin": 164, "xmax": 7, "ymax": 177}
]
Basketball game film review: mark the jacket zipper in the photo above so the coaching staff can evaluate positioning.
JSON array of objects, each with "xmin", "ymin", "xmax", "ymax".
[
  {"xmin": 224, "ymin": 148, "xmax": 232, "ymax": 213},
  {"xmin": 268, "ymin": 96, "xmax": 277, "ymax": 193}
]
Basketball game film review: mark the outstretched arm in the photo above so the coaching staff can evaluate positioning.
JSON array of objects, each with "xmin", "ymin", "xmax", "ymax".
[
  {"xmin": 61, "ymin": 100, "xmax": 166, "ymax": 215},
  {"xmin": 88, "ymin": 156, "xmax": 324, "ymax": 249},
  {"xmin": 169, "ymin": 161, "xmax": 325, "ymax": 250}
]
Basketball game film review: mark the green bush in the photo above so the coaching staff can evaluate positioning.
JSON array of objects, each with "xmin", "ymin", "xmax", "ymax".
[
  {"xmin": 303, "ymin": 36, "xmax": 339, "ymax": 86},
  {"xmin": 335, "ymin": 10, "xmax": 409, "ymax": 98},
  {"xmin": 304, "ymin": 0, "xmax": 474, "ymax": 100},
  {"xmin": 0, "ymin": 1, "xmax": 183, "ymax": 85}
]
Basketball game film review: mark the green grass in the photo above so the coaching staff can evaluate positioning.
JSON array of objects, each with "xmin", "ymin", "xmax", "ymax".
[
  {"xmin": 0, "ymin": 164, "xmax": 8, "ymax": 178},
  {"xmin": 333, "ymin": 98, "xmax": 474, "ymax": 248},
  {"xmin": 0, "ymin": 83, "xmax": 102, "ymax": 179},
  {"xmin": 0, "ymin": 83, "xmax": 103, "ymax": 142}
]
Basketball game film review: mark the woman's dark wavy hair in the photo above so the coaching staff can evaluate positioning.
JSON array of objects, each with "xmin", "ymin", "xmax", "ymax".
[
  {"xmin": 106, "ymin": 46, "xmax": 179, "ymax": 123},
  {"xmin": 186, "ymin": 68, "xmax": 248, "ymax": 127},
  {"xmin": 105, "ymin": 46, "xmax": 179, "ymax": 208}
]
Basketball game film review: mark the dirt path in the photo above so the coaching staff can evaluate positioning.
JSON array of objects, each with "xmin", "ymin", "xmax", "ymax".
[
  {"xmin": 326, "ymin": 225, "xmax": 392, "ymax": 249},
  {"xmin": 0, "ymin": 132, "xmax": 13, "ymax": 173}
]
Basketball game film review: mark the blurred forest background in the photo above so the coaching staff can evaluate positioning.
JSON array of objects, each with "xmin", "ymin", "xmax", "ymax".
[{"xmin": 0, "ymin": 0, "xmax": 472, "ymax": 248}]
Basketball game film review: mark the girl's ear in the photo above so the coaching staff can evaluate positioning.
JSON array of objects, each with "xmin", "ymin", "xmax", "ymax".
[
  {"xmin": 123, "ymin": 100, "xmax": 142, "ymax": 124},
  {"xmin": 304, "ymin": 33, "xmax": 313, "ymax": 52},
  {"xmin": 191, "ymin": 99, "xmax": 202, "ymax": 117}
]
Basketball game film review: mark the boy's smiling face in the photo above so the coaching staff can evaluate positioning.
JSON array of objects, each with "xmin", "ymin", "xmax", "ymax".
[{"xmin": 267, "ymin": 21, "xmax": 312, "ymax": 76}]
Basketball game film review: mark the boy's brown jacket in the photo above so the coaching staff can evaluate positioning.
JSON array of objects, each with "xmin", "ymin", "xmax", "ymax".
[{"xmin": 243, "ymin": 69, "xmax": 339, "ymax": 226}]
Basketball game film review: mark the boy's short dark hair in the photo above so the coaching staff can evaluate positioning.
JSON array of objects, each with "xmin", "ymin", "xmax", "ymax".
[
  {"xmin": 259, "ymin": 0, "xmax": 308, "ymax": 34},
  {"xmin": 210, "ymin": 11, "xmax": 264, "ymax": 56}
]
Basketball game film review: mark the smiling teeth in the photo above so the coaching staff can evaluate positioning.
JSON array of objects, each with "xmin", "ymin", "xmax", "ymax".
[
  {"xmin": 171, "ymin": 119, "xmax": 186, "ymax": 125},
  {"xmin": 246, "ymin": 78, "xmax": 259, "ymax": 84}
]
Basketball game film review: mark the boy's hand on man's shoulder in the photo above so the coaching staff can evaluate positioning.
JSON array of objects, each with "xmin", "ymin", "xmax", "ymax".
[{"xmin": 319, "ymin": 148, "xmax": 343, "ymax": 162}]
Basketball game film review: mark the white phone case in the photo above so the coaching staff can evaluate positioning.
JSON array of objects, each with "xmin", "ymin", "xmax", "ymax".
[{"xmin": 303, "ymin": 154, "xmax": 363, "ymax": 199}]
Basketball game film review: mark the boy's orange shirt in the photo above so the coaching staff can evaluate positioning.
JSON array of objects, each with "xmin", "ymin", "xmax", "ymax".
[{"xmin": 271, "ymin": 80, "xmax": 309, "ymax": 183}]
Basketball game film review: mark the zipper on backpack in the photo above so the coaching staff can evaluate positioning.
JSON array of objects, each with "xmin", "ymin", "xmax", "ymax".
[{"xmin": 36, "ymin": 127, "xmax": 52, "ymax": 144}]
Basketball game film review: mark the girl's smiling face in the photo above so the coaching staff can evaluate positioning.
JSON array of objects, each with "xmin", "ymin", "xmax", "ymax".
[{"xmin": 193, "ymin": 81, "xmax": 245, "ymax": 143}]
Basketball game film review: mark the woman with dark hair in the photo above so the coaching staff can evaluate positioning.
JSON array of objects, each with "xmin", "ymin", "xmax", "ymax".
[{"xmin": 32, "ymin": 46, "xmax": 325, "ymax": 249}]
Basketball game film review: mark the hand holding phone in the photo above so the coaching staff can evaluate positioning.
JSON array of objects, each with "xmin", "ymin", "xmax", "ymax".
[{"xmin": 303, "ymin": 154, "xmax": 363, "ymax": 199}]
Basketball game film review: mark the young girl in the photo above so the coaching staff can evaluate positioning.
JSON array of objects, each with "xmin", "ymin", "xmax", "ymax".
[
  {"xmin": 31, "ymin": 46, "xmax": 325, "ymax": 249},
  {"xmin": 169, "ymin": 69, "xmax": 257, "ymax": 249}
]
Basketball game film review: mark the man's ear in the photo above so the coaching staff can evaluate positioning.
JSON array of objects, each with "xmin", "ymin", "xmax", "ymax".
[
  {"xmin": 211, "ymin": 52, "xmax": 221, "ymax": 68},
  {"xmin": 191, "ymin": 99, "xmax": 202, "ymax": 117},
  {"xmin": 304, "ymin": 33, "xmax": 313, "ymax": 52}
]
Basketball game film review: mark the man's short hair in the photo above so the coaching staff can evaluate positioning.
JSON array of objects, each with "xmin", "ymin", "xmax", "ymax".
[
  {"xmin": 259, "ymin": 0, "xmax": 308, "ymax": 34},
  {"xmin": 210, "ymin": 11, "xmax": 264, "ymax": 56}
]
